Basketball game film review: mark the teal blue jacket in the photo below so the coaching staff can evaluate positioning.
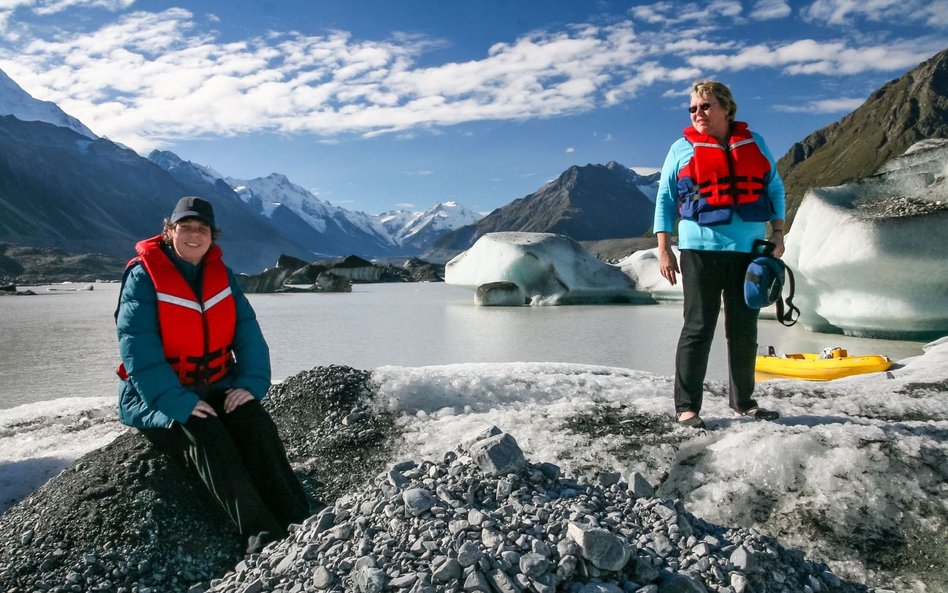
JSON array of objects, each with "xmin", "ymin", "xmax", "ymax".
[
  {"xmin": 653, "ymin": 131, "xmax": 786, "ymax": 252},
  {"xmin": 115, "ymin": 246, "xmax": 271, "ymax": 429}
]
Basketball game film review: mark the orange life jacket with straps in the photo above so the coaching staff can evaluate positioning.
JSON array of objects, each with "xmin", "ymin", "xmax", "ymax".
[
  {"xmin": 116, "ymin": 235, "xmax": 236, "ymax": 389},
  {"xmin": 676, "ymin": 121, "xmax": 774, "ymax": 226}
]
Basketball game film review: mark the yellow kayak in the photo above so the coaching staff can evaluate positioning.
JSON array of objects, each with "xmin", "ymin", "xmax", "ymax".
[{"xmin": 755, "ymin": 348, "xmax": 892, "ymax": 381}]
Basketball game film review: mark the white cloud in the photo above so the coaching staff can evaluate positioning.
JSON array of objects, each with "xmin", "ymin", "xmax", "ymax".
[
  {"xmin": 802, "ymin": 0, "xmax": 948, "ymax": 27},
  {"xmin": 686, "ymin": 39, "xmax": 940, "ymax": 75},
  {"xmin": 630, "ymin": 0, "xmax": 745, "ymax": 27},
  {"xmin": 773, "ymin": 96, "xmax": 866, "ymax": 113},
  {"xmin": 749, "ymin": 0, "xmax": 792, "ymax": 20},
  {"xmin": 0, "ymin": 2, "xmax": 943, "ymax": 154},
  {"xmin": 565, "ymin": 147, "xmax": 575, "ymax": 153},
  {"xmin": 0, "ymin": 10, "xmax": 660, "ymax": 151}
]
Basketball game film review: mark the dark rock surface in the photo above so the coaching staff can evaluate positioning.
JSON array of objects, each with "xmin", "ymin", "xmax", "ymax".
[
  {"xmin": 0, "ymin": 365, "xmax": 397, "ymax": 593},
  {"xmin": 0, "ymin": 243, "xmax": 124, "ymax": 285}
]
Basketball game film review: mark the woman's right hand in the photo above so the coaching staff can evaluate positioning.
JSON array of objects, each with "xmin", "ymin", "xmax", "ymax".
[
  {"xmin": 190, "ymin": 399, "xmax": 217, "ymax": 418},
  {"xmin": 659, "ymin": 248, "xmax": 680, "ymax": 286}
]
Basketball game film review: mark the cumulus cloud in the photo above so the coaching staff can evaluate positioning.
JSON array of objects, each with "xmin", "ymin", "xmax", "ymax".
[
  {"xmin": 686, "ymin": 39, "xmax": 940, "ymax": 75},
  {"xmin": 773, "ymin": 96, "xmax": 866, "ymax": 113},
  {"xmin": 803, "ymin": 0, "xmax": 948, "ymax": 27},
  {"xmin": 0, "ymin": 3, "xmax": 942, "ymax": 153},
  {"xmin": 749, "ymin": 0, "xmax": 792, "ymax": 20},
  {"xmin": 0, "ymin": 10, "xmax": 660, "ymax": 151}
]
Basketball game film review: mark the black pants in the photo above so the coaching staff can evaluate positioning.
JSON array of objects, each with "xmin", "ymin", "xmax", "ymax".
[
  {"xmin": 674, "ymin": 249, "xmax": 760, "ymax": 415},
  {"xmin": 141, "ymin": 390, "xmax": 311, "ymax": 546}
]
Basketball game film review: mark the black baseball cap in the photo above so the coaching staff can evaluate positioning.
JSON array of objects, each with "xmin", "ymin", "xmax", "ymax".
[{"xmin": 170, "ymin": 196, "xmax": 215, "ymax": 227}]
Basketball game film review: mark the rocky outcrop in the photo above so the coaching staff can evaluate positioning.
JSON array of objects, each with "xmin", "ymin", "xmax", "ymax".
[
  {"xmin": 0, "ymin": 366, "xmax": 397, "ymax": 593},
  {"xmin": 0, "ymin": 243, "xmax": 124, "ymax": 284},
  {"xmin": 777, "ymin": 48, "xmax": 948, "ymax": 226},
  {"xmin": 240, "ymin": 255, "xmax": 439, "ymax": 293}
]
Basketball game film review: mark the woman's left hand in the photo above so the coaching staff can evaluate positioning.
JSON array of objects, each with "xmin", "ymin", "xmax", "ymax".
[
  {"xmin": 771, "ymin": 232, "xmax": 785, "ymax": 258},
  {"xmin": 223, "ymin": 388, "xmax": 254, "ymax": 413}
]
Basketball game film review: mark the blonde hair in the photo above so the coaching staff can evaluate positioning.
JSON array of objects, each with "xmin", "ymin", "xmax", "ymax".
[{"xmin": 692, "ymin": 80, "xmax": 737, "ymax": 122}]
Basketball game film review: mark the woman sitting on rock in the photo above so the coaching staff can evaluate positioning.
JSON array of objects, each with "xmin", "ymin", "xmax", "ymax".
[{"xmin": 114, "ymin": 196, "xmax": 312, "ymax": 554}]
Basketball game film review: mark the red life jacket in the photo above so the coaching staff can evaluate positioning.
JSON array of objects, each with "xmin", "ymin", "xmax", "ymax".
[
  {"xmin": 676, "ymin": 121, "xmax": 774, "ymax": 226},
  {"xmin": 116, "ymin": 235, "xmax": 236, "ymax": 388}
]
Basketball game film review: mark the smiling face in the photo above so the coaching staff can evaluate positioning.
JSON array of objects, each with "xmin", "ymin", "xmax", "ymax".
[
  {"xmin": 168, "ymin": 218, "xmax": 212, "ymax": 264},
  {"xmin": 690, "ymin": 93, "xmax": 730, "ymax": 142}
]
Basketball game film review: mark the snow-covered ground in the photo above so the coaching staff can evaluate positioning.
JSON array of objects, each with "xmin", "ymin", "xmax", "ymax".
[{"xmin": 2, "ymin": 337, "xmax": 946, "ymax": 589}]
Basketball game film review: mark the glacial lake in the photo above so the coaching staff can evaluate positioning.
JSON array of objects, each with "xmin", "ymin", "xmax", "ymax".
[{"xmin": 0, "ymin": 281, "xmax": 929, "ymax": 410}]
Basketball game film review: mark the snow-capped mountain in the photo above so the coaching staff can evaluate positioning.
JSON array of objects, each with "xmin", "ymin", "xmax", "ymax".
[
  {"xmin": 228, "ymin": 174, "xmax": 483, "ymax": 255},
  {"xmin": 150, "ymin": 150, "xmax": 224, "ymax": 188},
  {"xmin": 0, "ymin": 68, "xmax": 96, "ymax": 139},
  {"xmin": 227, "ymin": 173, "xmax": 400, "ymax": 256},
  {"xmin": 380, "ymin": 201, "xmax": 484, "ymax": 252}
]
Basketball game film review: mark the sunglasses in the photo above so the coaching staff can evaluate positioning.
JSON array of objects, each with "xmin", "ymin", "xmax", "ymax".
[{"xmin": 688, "ymin": 102, "xmax": 716, "ymax": 114}]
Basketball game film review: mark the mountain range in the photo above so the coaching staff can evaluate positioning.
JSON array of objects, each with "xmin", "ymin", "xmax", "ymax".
[
  {"xmin": 0, "ymin": 70, "xmax": 486, "ymax": 274},
  {"xmin": 777, "ymin": 48, "xmax": 948, "ymax": 224},
  {"xmin": 424, "ymin": 161, "xmax": 659, "ymax": 262},
  {"xmin": 1, "ymin": 47, "xmax": 946, "ymax": 277}
]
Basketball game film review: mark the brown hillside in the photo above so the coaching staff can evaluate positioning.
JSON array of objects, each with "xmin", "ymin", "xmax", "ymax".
[{"xmin": 777, "ymin": 48, "xmax": 948, "ymax": 226}]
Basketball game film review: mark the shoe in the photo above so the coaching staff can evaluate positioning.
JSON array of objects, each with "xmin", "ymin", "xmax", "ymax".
[
  {"xmin": 676, "ymin": 412, "xmax": 706, "ymax": 429},
  {"xmin": 734, "ymin": 407, "xmax": 779, "ymax": 421}
]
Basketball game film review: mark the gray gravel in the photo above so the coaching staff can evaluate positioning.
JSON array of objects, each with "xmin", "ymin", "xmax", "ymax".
[
  {"xmin": 205, "ymin": 427, "xmax": 860, "ymax": 593},
  {"xmin": 0, "ymin": 366, "xmax": 889, "ymax": 593}
]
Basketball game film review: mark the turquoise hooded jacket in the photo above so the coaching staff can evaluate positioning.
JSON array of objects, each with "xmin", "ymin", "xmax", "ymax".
[
  {"xmin": 115, "ymin": 246, "xmax": 271, "ymax": 429},
  {"xmin": 653, "ymin": 130, "xmax": 786, "ymax": 252}
]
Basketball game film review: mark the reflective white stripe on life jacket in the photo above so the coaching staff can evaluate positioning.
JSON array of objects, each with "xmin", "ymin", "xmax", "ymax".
[
  {"xmin": 730, "ymin": 138, "xmax": 756, "ymax": 150},
  {"xmin": 204, "ymin": 286, "xmax": 233, "ymax": 311},
  {"xmin": 156, "ymin": 292, "xmax": 202, "ymax": 313},
  {"xmin": 156, "ymin": 286, "xmax": 231, "ymax": 313}
]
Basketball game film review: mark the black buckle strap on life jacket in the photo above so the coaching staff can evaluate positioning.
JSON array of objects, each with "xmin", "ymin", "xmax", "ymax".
[{"xmin": 775, "ymin": 264, "xmax": 800, "ymax": 327}]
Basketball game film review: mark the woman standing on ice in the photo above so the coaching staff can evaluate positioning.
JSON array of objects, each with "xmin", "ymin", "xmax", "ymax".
[
  {"xmin": 653, "ymin": 80, "xmax": 785, "ymax": 429},
  {"xmin": 114, "ymin": 196, "xmax": 311, "ymax": 554}
]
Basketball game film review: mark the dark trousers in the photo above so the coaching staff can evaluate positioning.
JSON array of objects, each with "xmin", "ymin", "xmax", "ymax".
[
  {"xmin": 141, "ymin": 391, "xmax": 311, "ymax": 544},
  {"xmin": 674, "ymin": 249, "xmax": 760, "ymax": 415}
]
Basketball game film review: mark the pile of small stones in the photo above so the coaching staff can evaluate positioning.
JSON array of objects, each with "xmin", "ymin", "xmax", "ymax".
[
  {"xmin": 857, "ymin": 195, "xmax": 948, "ymax": 219},
  {"xmin": 206, "ymin": 427, "xmax": 857, "ymax": 593}
]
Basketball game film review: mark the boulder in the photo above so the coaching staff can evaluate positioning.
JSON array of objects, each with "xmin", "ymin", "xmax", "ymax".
[{"xmin": 475, "ymin": 281, "xmax": 525, "ymax": 306}]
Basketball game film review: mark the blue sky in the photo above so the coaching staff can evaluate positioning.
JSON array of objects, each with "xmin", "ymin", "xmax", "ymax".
[{"xmin": 0, "ymin": 1, "xmax": 945, "ymax": 215}]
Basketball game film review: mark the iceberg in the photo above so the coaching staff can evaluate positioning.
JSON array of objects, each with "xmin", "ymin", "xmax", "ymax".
[
  {"xmin": 784, "ymin": 140, "xmax": 948, "ymax": 339},
  {"xmin": 617, "ymin": 246, "xmax": 684, "ymax": 302},
  {"xmin": 445, "ymin": 232, "xmax": 652, "ymax": 305}
]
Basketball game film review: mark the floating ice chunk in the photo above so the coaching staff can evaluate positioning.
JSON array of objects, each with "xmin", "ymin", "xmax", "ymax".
[{"xmin": 445, "ymin": 232, "xmax": 652, "ymax": 305}]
